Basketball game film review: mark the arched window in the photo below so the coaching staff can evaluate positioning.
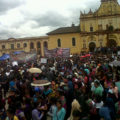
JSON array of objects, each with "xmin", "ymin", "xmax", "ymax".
[
  {"xmin": 30, "ymin": 42, "xmax": 34, "ymax": 49},
  {"xmin": 90, "ymin": 27, "xmax": 93, "ymax": 32},
  {"xmin": 57, "ymin": 39, "xmax": 61, "ymax": 47},
  {"xmin": 2, "ymin": 45, "xmax": 5, "ymax": 49},
  {"xmin": 17, "ymin": 43, "xmax": 20, "ymax": 48},
  {"xmin": 37, "ymin": 42, "xmax": 41, "ymax": 48},
  {"xmin": 11, "ymin": 44, "xmax": 14, "ymax": 49},
  {"xmin": 44, "ymin": 41, "xmax": 48, "ymax": 48},
  {"xmin": 23, "ymin": 43, "xmax": 27, "ymax": 48},
  {"xmin": 72, "ymin": 38, "xmax": 76, "ymax": 46}
]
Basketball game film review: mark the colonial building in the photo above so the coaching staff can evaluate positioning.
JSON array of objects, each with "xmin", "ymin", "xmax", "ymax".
[
  {"xmin": 47, "ymin": 0, "xmax": 120, "ymax": 53},
  {"xmin": 0, "ymin": 0, "xmax": 120, "ymax": 56},
  {"xmin": 0, "ymin": 36, "xmax": 48, "ymax": 56}
]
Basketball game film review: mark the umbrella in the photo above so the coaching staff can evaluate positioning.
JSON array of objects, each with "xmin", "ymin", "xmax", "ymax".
[
  {"xmin": 31, "ymin": 80, "xmax": 51, "ymax": 87},
  {"xmin": 109, "ymin": 60, "xmax": 120, "ymax": 67},
  {"xmin": 85, "ymin": 54, "xmax": 91, "ymax": 57},
  {"xmin": 28, "ymin": 68, "xmax": 42, "ymax": 73}
]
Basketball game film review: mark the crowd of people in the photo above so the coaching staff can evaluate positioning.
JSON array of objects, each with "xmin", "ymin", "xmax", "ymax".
[{"xmin": 0, "ymin": 51, "xmax": 120, "ymax": 120}]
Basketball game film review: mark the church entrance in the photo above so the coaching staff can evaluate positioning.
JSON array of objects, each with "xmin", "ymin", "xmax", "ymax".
[
  {"xmin": 89, "ymin": 42, "xmax": 96, "ymax": 52},
  {"xmin": 107, "ymin": 39, "xmax": 117, "ymax": 48}
]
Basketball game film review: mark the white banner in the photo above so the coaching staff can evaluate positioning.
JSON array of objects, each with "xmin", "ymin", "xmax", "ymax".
[{"xmin": 41, "ymin": 58, "xmax": 47, "ymax": 64}]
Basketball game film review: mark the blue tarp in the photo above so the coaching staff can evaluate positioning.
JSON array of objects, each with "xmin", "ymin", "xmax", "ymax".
[{"xmin": 0, "ymin": 54, "xmax": 10, "ymax": 61}]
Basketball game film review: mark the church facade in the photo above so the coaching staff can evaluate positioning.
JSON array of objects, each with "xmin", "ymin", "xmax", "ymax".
[
  {"xmin": 0, "ymin": 0, "xmax": 120, "ymax": 56},
  {"xmin": 47, "ymin": 0, "xmax": 120, "ymax": 54}
]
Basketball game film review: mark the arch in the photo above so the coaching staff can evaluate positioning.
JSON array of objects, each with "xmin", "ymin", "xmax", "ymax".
[
  {"xmin": 30, "ymin": 42, "xmax": 34, "ymax": 49},
  {"xmin": 107, "ymin": 39, "xmax": 117, "ymax": 48},
  {"xmin": 44, "ymin": 41, "xmax": 48, "ymax": 48},
  {"xmin": 89, "ymin": 42, "xmax": 96, "ymax": 52},
  {"xmin": 23, "ymin": 43, "xmax": 27, "ymax": 48},
  {"xmin": 37, "ymin": 42, "xmax": 41, "ymax": 48}
]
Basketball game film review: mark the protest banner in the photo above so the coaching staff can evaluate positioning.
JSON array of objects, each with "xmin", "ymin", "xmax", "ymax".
[
  {"xmin": 41, "ymin": 58, "xmax": 47, "ymax": 64},
  {"xmin": 44, "ymin": 48, "xmax": 70, "ymax": 58}
]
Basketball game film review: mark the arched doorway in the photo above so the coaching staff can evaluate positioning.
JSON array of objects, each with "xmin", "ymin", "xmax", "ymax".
[
  {"xmin": 37, "ymin": 42, "xmax": 41, "ymax": 55},
  {"xmin": 107, "ymin": 39, "xmax": 117, "ymax": 48},
  {"xmin": 44, "ymin": 41, "xmax": 48, "ymax": 48},
  {"xmin": 30, "ymin": 42, "xmax": 34, "ymax": 49},
  {"xmin": 89, "ymin": 42, "xmax": 96, "ymax": 52}
]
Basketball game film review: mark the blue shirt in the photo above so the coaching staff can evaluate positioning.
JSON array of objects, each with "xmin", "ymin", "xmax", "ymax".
[
  {"xmin": 53, "ymin": 107, "xmax": 66, "ymax": 120},
  {"xmin": 9, "ymin": 81, "xmax": 15, "ymax": 91}
]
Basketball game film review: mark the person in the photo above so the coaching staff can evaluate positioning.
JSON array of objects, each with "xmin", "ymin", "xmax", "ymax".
[
  {"xmin": 93, "ymin": 80, "xmax": 103, "ymax": 97},
  {"xmin": 47, "ymin": 97, "xmax": 57, "ymax": 120},
  {"xmin": 32, "ymin": 103, "xmax": 44, "ymax": 120},
  {"xmin": 53, "ymin": 100, "xmax": 66, "ymax": 120},
  {"xmin": 15, "ymin": 102, "xmax": 26, "ymax": 120},
  {"xmin": 68, "ymin": 99, "xmax": 81, "ymax": 120},
  {"xmin": 99, "ymin": 103, "xmax": 112, "ymax": 120},
  {"xmin": 6, "ymin": 108, "xmax": 19, "ymax": 120},
  {"xmin": 111, "ymin": 82, "xmax": 119, "ymax": 102},
  {"xmin": 72, "ymin": 110, "xmax": 81, "ymax": 120}
]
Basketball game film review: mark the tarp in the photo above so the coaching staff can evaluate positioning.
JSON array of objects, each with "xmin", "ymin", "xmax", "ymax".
[
  {"xmin": 44, "ymin": 48, "xmax": 70, "ymax": 58},
  {"xmin": 0, "ymin": 54, "xmax": 10, "ymax": 61}
]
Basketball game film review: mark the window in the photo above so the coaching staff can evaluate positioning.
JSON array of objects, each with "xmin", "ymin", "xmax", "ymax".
[
  {"xmin": 37, "ymin": 42, "xmax": 41, "ymax": 48},
  {"xmin": 17, "ymin": 43, "xmax": 20, "ymax": 48},
  {"xmin": 11, "ymin": 44, "xmax": 14, "ymax": 49},
  {"xmin": 44, "ymin": 42, "xmax": 48, "ymax": 48},
  {"xmin": 57, "ymin": 39, "xmax": 61, "ymax": 47},
  {"xmin": 108, "ymin": 25, "xmax": 114, "ymax": 31},
  {"xmin": 100, "ymin": 42, "xmax": 102, "ymax": 47},
  {"xmin": 30, "ymin": 42, "xmax": 34, "ymax": 49},
  {"xmin": 23, "ymin": 43, "xmax": 27, "ymax": 48},
  {"xmin": 72, "ymin": 38, "xmax": 76, "ymax": 46},
  {"xmin": 98, "ymin": 25, "xmax": 102, "ymax": 30},
  {"xmin": 106, "ymin": 24, "xmax": 108, "ymax": 30},
  {"xmin": 83, "ymin": 44, "xmax": 86, "ymax": 49},
  {"xmin": 90, "ymin": 27, "xmax": 93, "ymax": 32},
  {"xmin": 2, "ymin": 45, "xmax": 5, "ymax": 49}
]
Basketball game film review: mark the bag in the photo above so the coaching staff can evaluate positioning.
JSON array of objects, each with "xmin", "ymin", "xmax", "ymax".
[{"xmin": 90, "ymin": 107, "xmax": 97, "ymax": 115}]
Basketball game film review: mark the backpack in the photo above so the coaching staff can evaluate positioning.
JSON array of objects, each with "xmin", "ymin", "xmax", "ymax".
[{"xmin": 90, "ymin": 103, "xmax": 97, "ymax": 115}]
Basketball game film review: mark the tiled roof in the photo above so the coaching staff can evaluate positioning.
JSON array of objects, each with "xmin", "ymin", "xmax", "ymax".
[{"xmin": 47, "ymin": 26, "xmax": 80, "ymax": 35}]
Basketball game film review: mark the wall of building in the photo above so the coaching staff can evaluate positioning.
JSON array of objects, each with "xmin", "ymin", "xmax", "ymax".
[
  {"xmin": 0, "ymin": 37, "xmax": 49, "ymax": 56},
  {"xmin": 48, "ymin": 33, "xmax": 82, "ymax": 54}
]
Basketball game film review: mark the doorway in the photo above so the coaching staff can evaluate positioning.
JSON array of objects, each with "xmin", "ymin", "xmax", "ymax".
[{"xmin": 89, "ymin": 42, "xmax": 96, "ymax": 52}]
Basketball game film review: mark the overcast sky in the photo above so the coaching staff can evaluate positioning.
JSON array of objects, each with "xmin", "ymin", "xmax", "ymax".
[{"xmin": 0, "ymin": 0, "xmax": 120, "ymax": 39}]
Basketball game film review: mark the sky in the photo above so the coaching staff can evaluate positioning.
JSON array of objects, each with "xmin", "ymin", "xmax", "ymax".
[{"xmin": 0, "ymin": 0, "xmax": 120, "ymax": 39}]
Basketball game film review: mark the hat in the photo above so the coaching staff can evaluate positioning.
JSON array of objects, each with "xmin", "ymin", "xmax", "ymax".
[{"xmin": 60, "ymin": 82, "xmax": 65, "ymax": 86}]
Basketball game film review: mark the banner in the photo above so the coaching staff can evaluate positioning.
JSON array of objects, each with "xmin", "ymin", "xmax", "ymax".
[
  {"xmin": 44, "ymin": 48, "xmax": 57, "ymax": 58},
  {"xmin": 41, "ymin": 58, "xmax": 47, "ymax": 64},
  {"xmin": 44, "ymin": 48, "xmax": 70, "ymax": 58},
  {"xmin": 10, "ymin": 52, "xmax": 37, "ymax": 63}
]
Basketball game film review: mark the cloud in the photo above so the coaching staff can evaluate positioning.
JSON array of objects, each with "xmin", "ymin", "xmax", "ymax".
[
  {"xmin": 0, "ymin": 0, "xmax": 120, "ymax": 39},
  {"xmin": 0, "ymin": 0, "xmax": 24, "ymax": 14},
  {"xmin": 30, "ymin": 12, "xmax": 69, "ymax": 28}
]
